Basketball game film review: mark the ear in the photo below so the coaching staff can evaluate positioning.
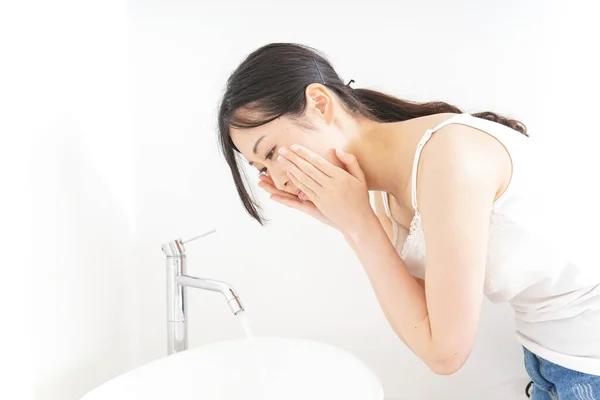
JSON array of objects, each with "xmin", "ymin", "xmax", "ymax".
[{"xmin": 305, "ymin": 83, "xmax": 336, "ymax": 125}]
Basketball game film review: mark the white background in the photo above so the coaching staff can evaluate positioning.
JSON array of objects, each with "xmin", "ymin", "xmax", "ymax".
[{"xmin": 2, "ymin": 1, "xmax": 599, "ymax": 399}]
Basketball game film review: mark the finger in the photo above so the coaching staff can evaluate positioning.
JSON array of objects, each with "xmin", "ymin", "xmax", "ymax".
[
  {"xmin": 287, "ymin": 172, "xmax": 318, "ymax": 201},
  {"xmin": 278, "ymin": 147, "xmax": 331, "ymax": 183},
  {"xmin": 277, "ymin": 155, "xmax": 321, "ymax": 195},
  {"xmin": 288, "ymin": 144, "xmax": 341, "ymax": 178},
  {"xmin": 259, "ymin": 174, "xmax": 282, "ymax": 192},
  {"xmin": 258, "ymin": 180, "xmax": 298, "ymax": 200},
  {"xmin": 258, "ymin": 174, "xmax": 274, "ymax": 185},
  {"xmin": 270, "ymin": 193, "xmax": 313, "ymax": 211},
  {"xmin": 258, "ymin": 174, "xmax": 296, "ymax": 198},
  {"xmin": 335, "ymin": 148, "xmax": 365, "ymax": 180}
]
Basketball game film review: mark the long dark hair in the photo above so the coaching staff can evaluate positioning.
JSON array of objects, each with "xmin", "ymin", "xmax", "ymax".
[{"xmin": 217, "ymin": 42, "xmax": 527, "ymax": 225}]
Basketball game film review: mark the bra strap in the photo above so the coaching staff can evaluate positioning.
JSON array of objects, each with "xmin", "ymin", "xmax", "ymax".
[
  {"xmin": 411, "ymin": 129, "xmax": 434, "ymax": 212},
  {"xmin": 411, "ymin": 114, "xmax": 467, "ymax": 211},
  {"xmin": 381, "ymin": 191, "xmax": 392, "ymax": 218}
]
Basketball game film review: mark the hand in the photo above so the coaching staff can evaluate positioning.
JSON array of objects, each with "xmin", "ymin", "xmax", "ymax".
[
  {"xmin": 257, "ymin": 174, "xmax": 338, "ymax": 229},
  {"xmin": 276, "ymin": 145, "xmax": 376, "ymax": 237}
]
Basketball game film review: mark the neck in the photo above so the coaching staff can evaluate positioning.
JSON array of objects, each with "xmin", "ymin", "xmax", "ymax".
[{"xmin": 343, "ymin": 116, "xmax": 415, "ymax": 198}]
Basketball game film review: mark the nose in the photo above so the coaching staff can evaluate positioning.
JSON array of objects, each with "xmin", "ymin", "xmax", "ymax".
[
  {"xmin": 270, "ymin": 166, "xmax": 295, "ymax": 193},
  {"xmin": 272, "ymin": 174, "xmax": 290, "ymax": 192}
]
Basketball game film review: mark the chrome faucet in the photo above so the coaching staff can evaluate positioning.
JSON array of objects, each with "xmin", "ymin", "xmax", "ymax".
[{"xmin": 161, "ymin": 229, "xmax": 244, "ymax": 355}]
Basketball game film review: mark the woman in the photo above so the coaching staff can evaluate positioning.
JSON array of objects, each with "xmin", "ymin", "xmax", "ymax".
[{"xmin": 217, "ymin": 43, "xmax": 600, "ymax": 399}]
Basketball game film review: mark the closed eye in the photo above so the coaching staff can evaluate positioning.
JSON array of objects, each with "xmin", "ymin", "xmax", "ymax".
[
  {"xmin": 266, "ymin": 146, "xmax": 276, "ymax": 160},
  {"xmin": 258, "ymin": 146, "xmax": 276, "ymax": 176}
]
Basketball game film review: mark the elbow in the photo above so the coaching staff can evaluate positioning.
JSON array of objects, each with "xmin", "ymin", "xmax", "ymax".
[
  {"xmin": 425, "ymin": 335, "xmax": 474, "ymax": 376},
  {"xmin": 427, "ymin": 350, "xmax": 470, "ymax": 376},
  {"xmin": 429, "ymin": 359, "xmax": 464, "ymax": 376}
]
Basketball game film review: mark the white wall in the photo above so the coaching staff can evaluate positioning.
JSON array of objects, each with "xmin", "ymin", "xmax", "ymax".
[
  {"xmin": 3, "ymin": 0, "xmax": 599, "ymax": 399},
  {"xmin": 1, "ymin": 1, "xmax": 137, "ymax": 399}
]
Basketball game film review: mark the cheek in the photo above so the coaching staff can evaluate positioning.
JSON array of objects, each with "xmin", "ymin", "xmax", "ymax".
[
  {"xmin": 287, "ymin": 132, "xmax": 342, "ymax": 168},
  {"xmin": 307, "ymin": 133, "xmax": 344, "ymax": 167}
]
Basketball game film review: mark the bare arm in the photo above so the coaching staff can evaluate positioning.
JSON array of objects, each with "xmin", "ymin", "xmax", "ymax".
[
  {"xmin": 371, "ymin": 191, "xmax": 426, "ymax": 350},
  {"xmin": 348, "ymin": 126, "xmax": 504, "ymax": 375},
  {"xmin": 372, "ymin": 191, "xmax": 425, "ymax": 289}
]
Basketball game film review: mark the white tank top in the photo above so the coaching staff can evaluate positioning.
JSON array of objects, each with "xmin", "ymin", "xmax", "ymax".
[{"xmin": 380, "ymin": 113, "xmax": 600, "ymax": 375}]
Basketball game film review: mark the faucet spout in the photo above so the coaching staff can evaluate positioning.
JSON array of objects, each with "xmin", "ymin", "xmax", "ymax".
[
  {"xmin": 177, "ymin": 275, "xmax": 244, "ymax": 314},
  {"xmin": 162, "ymin": 231, "xmax": 244, "ymax": 355}
]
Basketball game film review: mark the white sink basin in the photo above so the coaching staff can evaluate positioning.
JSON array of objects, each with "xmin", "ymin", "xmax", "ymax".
[{"xmin": 81, "ymin": 337, "xmax": 384, "ymax": 400}]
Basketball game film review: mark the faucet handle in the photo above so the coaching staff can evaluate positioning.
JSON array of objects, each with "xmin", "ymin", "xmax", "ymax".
[
  {"xmin": 161, "ymin": 228, "xmax": 217, "ymax": 257},
  {"xmin": 181, "ymin": 228, "xmax": 216, "ymax": 244}
]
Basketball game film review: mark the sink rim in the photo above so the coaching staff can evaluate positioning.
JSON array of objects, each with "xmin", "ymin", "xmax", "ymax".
[{"xmin": 81, "ymin": 336, "xmax": 385, "ymax": 400}]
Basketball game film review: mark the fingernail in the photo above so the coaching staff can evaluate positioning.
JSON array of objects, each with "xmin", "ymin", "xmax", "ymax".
[
  {"xmin": 277, "ymin": 155, "xmax": 285, "ymax": 163},
  {"xmin": 278, "ymin": 148, "xmax": 288, "ymax": 155},
  {"xmin": 290, "ymin": 145, "xmax": 299, "ymax": 151},
  {"xmin": 336, "ymin": 148, "xmax": 345, "ymax": 155}
]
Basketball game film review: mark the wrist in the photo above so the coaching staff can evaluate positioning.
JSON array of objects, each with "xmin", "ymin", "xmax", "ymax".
[{"xmin": 343, "ymin": 212, "xmax": 380, "ymax": 244}]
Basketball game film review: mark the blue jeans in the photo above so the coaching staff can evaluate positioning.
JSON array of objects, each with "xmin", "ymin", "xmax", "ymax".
[{"xmin": 524, "ymin": 346, "xmax": 600, "ymax": 399}]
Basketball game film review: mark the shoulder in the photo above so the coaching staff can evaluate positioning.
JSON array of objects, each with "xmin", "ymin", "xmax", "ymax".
[
  {"xmin": 427, "ymin": 122, "xmax": 505, "ymax": 163},
  {"xmin": 418, "ymin": 122, "xmax": 511, "ymax": 198}
]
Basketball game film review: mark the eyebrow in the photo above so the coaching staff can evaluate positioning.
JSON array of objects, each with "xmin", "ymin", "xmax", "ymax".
[{"xmin": 248, "ymin": 135, "xmax": 266, "ymax": 167}]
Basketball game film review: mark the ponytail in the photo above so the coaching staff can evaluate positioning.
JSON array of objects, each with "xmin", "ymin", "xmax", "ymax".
[{"xmin": 350, "ymin": 87, "xmax": 528, "ymax": 136}]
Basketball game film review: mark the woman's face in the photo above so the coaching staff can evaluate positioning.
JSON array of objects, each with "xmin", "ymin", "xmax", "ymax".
[
  {"xmin": 230, "ymin": 86, "xmax": 348, "ymax": 195},
  {"xmin": 230, "ymin": 114, "xmax": 344, "ymax": 196}
]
